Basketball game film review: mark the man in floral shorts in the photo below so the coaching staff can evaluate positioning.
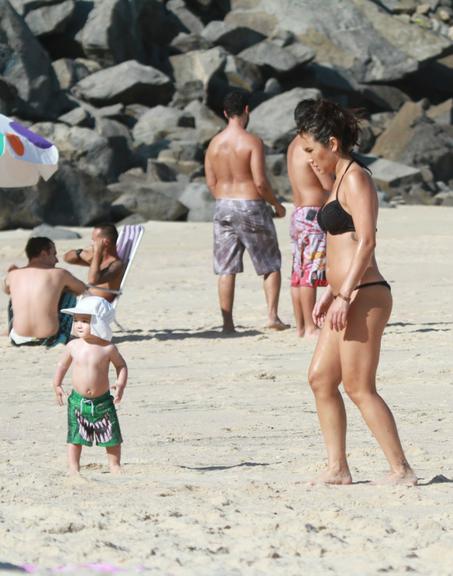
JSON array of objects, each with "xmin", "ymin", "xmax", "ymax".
[{"xmin": 287, "ymin": 102, "xmax": 333, "ymax": 336}]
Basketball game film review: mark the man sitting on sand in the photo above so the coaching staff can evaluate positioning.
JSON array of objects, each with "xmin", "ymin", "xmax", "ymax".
[
  {"xmin": 204, "ymin": 90, "xmax": 288, "ymax": 333},
  {"xmin": 3, "ymin": 236, "xmax": 87, "ymax": 347},
  {"xmin": 63, "ymin": 223, "xmax": 124, "ymax": 303}
]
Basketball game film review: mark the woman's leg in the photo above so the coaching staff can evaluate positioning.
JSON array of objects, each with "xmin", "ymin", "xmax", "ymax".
[
  {"xmin": 308, "ymin": 320, "xmax": 351, "ymax": 484},
  {"xmin": 340, "ymin": 287, "xmax": 416, "ymax": 484}
]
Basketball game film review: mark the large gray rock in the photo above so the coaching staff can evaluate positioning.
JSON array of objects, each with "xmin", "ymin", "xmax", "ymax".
[
  {"xmin": 52, "ymin": 58, "xmax": 101, "ymax": 91},
  {"xmin": 167, "ymin": 0, "xmax": 204, "ymax": 34},
  {"xmin": 248, "ymin": 87, "xmax": 321, "ymax": 152},
  {"xmin": 179, "ymin": 181, "xmax": 215, "ymax": 221},
  {"xmin": 23, "ymin": 0, "xmax": 75, "ymax": 37},
  {"xmin": 78, "ymin": 0, "xmax": 144, "ymax": 66},
  {"xmin": 184, "ymin": 100, "xmax": 225, "ymax": 142},
  {"xmin": 73, "ymin": 60, "xmax": 174, "ymax": 107},
  {"xmin": 109, "ymin": 180, "xmax": 189, "ymax": 221},
  {"xmin": 170, "ymin": 47, "xmax": 227, "ymax": 105},
  {"xmin": 132, "ymin": 106, "xmax": 190, "ymax": 146},
  {"xmin": 427, "ymin": 98, "xmax": 453, "ymax": 125},
  {"xmin": 227, "ymin": 0, "xmax": 449, "ymax": 83},
  {"xmin": 32, "ymin": 122, "xmax": 116, "ymax": 182},
  {"xmin": 30, "ymin": 223, "xmax": 81, "ymax": 240},
  {"xmin": 170, "ymin": 32, "xmax": 213, "ymax": 53},
  {"xmin": 0, "ymin": 0, "xmax": 60, "ymax": 118},
  {"xmin": 372, "ymin": 102, "xmax": 453, "ymax": 181},
  {"xmin": 358, "ymin": 155, "xmax": 424, "ymax": 192},
  {"xmin": 0, "ymin": 77, "xmax": 17, "ymax": 115},
  {"xmin": 0, "ymin": 186, "xmax": 42, "ymax": 229},
  {"xmin": 238, "ymin": 40, "xmax": 314, "ymax": 77},
  {"xmin": 201, "ymin": 20, "xmax": 266, "ymax": 54},
  {"xmin": 224, "ymin": 54, "xmax": 264, "ymax": 92},
  {"xmin": 157, "ymin": 139, "xmax": 204, "ymax": 175},
  {"xmin": 372, "ymin": 100, "xmax": 427, "ymax": 159},
  {"xmin": 37, "ymin": 162, "xmax": 112, "ymax": 226},
  {"xmin": 95, "ymin": 118, "xmax": 135, "ymax": 178}
]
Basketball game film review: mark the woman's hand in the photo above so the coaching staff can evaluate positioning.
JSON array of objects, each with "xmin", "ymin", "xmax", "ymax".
[
  {"xmin": 328, "ymin": 296, "xmax": 350, "ymax": 332},
  {"xmin": 312, "ymin": 289, "xmax": 335, "ymax": 327}
]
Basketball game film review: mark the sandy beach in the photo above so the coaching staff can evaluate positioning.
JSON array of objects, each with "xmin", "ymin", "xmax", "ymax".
[{"xmin": 1, "ymin": 205, "xmax": 453, "ymax": 575}]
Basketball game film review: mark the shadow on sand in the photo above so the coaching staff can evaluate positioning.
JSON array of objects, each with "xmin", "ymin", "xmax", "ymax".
[
  {"xmin": 417, "ymin": 474, "xmax": 453, "ymax": 486},
  {"xmin": 113, "ymin": 327, "xmax": 262, "ymax": 343},
  {"xmin": 179, "ymin": 461, "xmax": 271, "ymax": 472},
  {"xmin": 387, "ymin": 321, "xmax": 453, "ymax": 334}
]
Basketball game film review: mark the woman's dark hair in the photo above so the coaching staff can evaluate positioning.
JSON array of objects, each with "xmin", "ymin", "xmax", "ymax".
[
  {"xmin": 295, "ymin": 98, "xmax": 360, "ymax": 153},
  {"xmin": 25, "ymin": 237, "xmax": 54, "ymax": 260},
  {"xmin": 223, "ymin": 90, "xmax": 250, "ymax": 118}
]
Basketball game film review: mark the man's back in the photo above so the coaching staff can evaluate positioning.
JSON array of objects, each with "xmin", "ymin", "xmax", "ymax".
[
  {"xmin": 287, "ymin": 136, "xmax": 330, "ymax": 207},
  {"xmin": 206, "ymin": 126, "xmax": 263, "ymax": 200},
  {"xmin": 9, "ymin": 267, "xmax": 72, "ymax": 338}
]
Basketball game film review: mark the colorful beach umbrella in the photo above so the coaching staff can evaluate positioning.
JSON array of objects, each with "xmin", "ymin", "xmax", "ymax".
[{"xmin": 0, "ymin": 113, "xmax": 59, "ymax": 187}]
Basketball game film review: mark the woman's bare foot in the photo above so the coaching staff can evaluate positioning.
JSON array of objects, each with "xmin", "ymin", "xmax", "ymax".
[
  {"xmin": 296, "ymin": 328, "xmax": 305, "ymax": 337},
  {"xmin": 309, "ymin": 466, "xmax": 353, "ymax": 485},
  {"xmin": 375, "ymin": 467, "xmax": 417, "ymax": 486},
  {"xmin": 110, "ymin": 464, "xmax": 122, "ymax": 475},
  {"xmin": 305, "ymin": 327, "xmax": 321, "ymax": 338}
]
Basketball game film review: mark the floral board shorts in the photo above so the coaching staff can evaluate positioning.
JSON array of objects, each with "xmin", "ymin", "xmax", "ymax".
[
  {"xmin": 67, "ymin": 389, "xmax": 122, "ymax": 447},
  {"xmin": 290, "ymin": 206, "xmax": 327, "ymax": 288},
  {"xmin": 213, "ymin": 199, "xmax": 281, "ymax": 276}
]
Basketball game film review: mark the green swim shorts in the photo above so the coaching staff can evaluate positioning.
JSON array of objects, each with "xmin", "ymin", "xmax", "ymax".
[{"xmin": 67, "ymin": 389, "xmax": 123, "ymax": 447}]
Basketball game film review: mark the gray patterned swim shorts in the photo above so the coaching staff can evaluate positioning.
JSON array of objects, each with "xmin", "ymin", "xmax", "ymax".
[{"xmin": 213, "ymin": 199, "xmax": 282, "ymax": 276}]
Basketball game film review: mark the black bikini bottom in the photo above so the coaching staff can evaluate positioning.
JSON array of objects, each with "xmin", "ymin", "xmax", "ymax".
[{"xmin": 355, "ymin": 280, "xmax": 391, "ymax": 292}]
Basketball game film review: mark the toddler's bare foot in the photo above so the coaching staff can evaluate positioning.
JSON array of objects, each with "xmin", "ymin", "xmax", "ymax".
[{"xmin": 309, "ymin": 466, "xmax": 352, "ymax": 486}]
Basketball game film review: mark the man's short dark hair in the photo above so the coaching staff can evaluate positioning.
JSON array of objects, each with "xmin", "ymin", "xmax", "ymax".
[
  {"xmin": 25, "ymin": 237, "xmax": 54, "ymax": 260},
  {"xmin": 95, "ymin": 223, "xmax": 118, "ymax": 244},
  {"xmin": 223, "ymin": 91, "xmax": 250, "ymax": 118}
]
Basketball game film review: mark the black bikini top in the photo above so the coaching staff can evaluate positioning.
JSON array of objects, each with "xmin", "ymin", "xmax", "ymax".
[{"xmin": 317, "ymin": 160, "xmax": 355, "ymax": 235}]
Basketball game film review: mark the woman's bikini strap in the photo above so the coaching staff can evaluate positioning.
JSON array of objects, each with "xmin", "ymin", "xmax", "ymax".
[{"xmin": 335, "ymin": 159, "xmax": 354, "ymax": 200}]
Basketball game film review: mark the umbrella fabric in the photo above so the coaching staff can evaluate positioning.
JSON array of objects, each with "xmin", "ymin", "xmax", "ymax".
[{"xmin": 0, "ymin": 113, "xmax": 59, "ymax": 187}]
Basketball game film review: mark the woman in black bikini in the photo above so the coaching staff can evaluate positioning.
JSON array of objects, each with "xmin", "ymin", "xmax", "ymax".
[{"xmin": 296, "ymin": 99, "xmax": 416, "ymax": 485}]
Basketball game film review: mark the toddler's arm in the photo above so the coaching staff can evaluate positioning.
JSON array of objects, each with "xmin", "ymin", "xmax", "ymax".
[
  {"xmin": 53, "ymin": 345, "xmax": 73, "ymax": 406},
  {"xmin": 110, "ymin": 345, "xmax": 128, "ymax": 405}
]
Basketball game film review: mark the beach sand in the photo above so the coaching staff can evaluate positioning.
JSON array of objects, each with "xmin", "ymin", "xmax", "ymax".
[{"xmin": 0, "ymin": 205, "xmax": 453, "ymax": 575}]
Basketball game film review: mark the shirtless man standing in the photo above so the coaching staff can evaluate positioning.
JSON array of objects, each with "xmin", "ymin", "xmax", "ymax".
[
  {"xmin": 204, "ymin": 90, "xmax": 288, "ymax": 333},
  {"xmin": 287, "ymin": 101, "xmax": 334, "ymax": 337},
  {"xmin": 64, "ymin": 224, "xmax": 124, "ymax": 303},
  {"xmin": 4, "ymin": 237, "xmax": 87, "ymax": 346}
]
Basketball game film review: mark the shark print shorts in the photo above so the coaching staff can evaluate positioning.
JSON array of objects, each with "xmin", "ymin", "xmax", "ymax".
[{"xmin": 67, "ymin": 389, "xmax": 122, "ymax": 447}]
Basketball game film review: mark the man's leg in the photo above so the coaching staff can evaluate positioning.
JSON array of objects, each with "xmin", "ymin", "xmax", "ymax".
[
  {"xmin": 300, "ymin": 286, "xmax": 319, "ymax": 337},
  {"xmin": 291, "ymin": 286, "xmax": 305, "ymax": 337},
  {"xmin": 263, "ymin": 271, "xmax": 289, "ymax": 330},
  {"xmin": 218, "ymin": 274, "xmax": 236, "ymax": 333}
]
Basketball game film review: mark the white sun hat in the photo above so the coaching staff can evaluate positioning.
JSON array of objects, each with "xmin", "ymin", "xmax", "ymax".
[{"xmin": 61, "ymin": 296, "xmax": 115, "ymax": 341}]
